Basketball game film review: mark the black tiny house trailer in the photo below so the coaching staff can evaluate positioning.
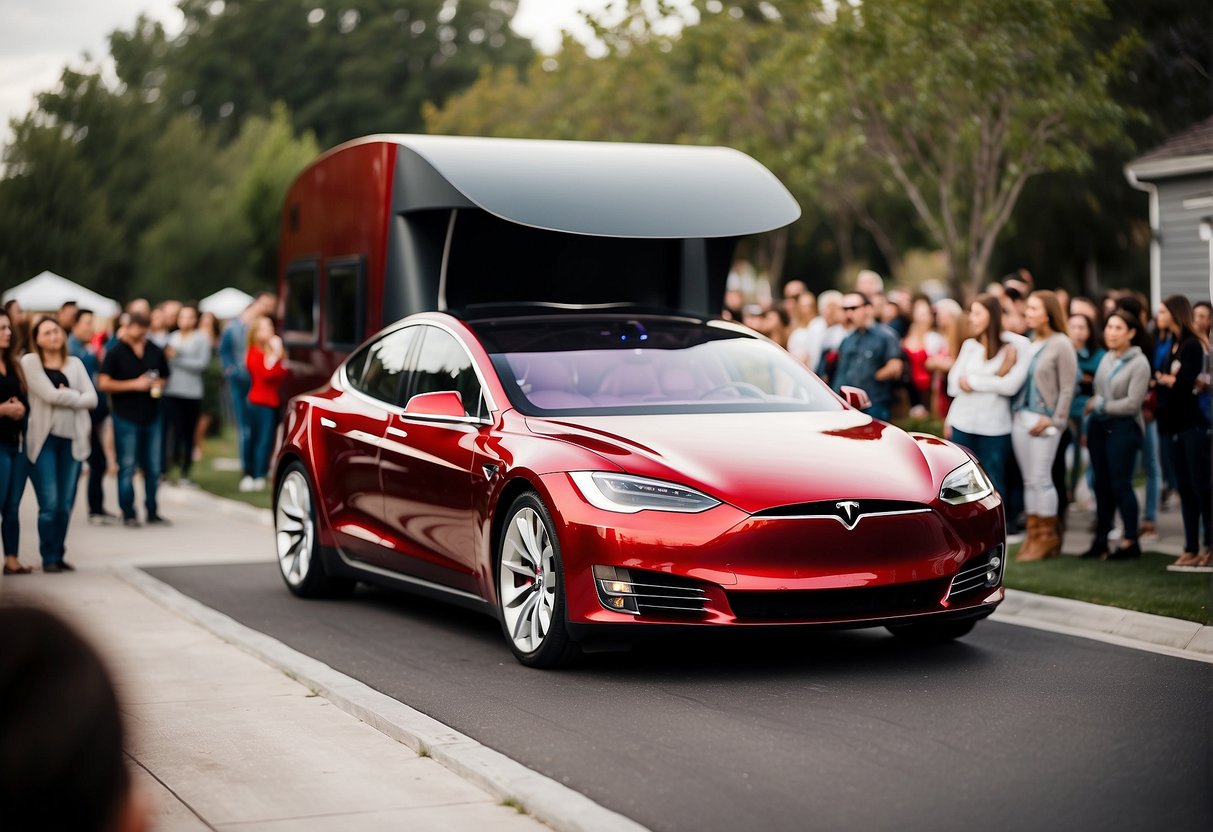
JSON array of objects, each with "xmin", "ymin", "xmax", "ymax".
[{"xmin": 278, "ymin": 134, "xmax": 801, "ymax": 394}]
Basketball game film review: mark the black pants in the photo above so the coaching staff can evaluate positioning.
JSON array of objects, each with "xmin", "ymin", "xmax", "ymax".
[
  {"xmin": 87, "ymin": 411, "xmax": 108, "ymax": 516},
  {"xmin": 1165, "ymin": 425, "xmax": 1213, "ymax": 553},
  {"xmin": 1088, "ymin": 417, "xmax": 1142, "ymax": 547},
  {"xmin": 164, "ymin": 397, "xmax": 203, "ymax": 478},
  {"xmin": 1051, "ymin": 426, "xmax": 1073, "ymax": 524}
]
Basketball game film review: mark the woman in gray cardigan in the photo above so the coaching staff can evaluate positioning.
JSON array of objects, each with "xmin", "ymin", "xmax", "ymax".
[
  {"xmin": 164, "ymin": 305, "xmax": 212, "ymax": 484},
  {"xmin": 1082, "ymin": 311, "xmax": 1151, "ymax": 560},
  {"xmin": 21, "ymin": 318, "xmax": 97, "ymax": 572}
]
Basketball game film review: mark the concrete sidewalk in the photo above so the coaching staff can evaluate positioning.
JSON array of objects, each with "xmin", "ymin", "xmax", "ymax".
[{"xmin": 0, "ymin": 482, "xmax": 551, "ymax": 832}]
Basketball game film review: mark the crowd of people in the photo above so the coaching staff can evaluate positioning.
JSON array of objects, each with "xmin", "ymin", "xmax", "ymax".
[
  {"xmin": 727, "ymin": 268, "xmax": 1213, "ymax": 572},
  {"xmin": 0, "ymin": 269, "xmax": 1208, "ymax": 576},
  {"xmin": 0, "ymin": 291, "xmax": 284, "ymax": 574}
]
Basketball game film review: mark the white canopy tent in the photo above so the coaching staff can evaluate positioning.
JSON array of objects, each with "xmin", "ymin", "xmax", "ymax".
[
  {"xmin": 2, "ymin": 270, "xmax": 121, "ymax": 318},
  {"xmin": 199, "ymin": 287, "xmax": 254, "ymax": 319}
]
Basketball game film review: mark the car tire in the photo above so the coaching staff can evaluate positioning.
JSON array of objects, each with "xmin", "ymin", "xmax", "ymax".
[
  {"xmin": 274, "ymin": 461, "xmax": 356, "ymax": 598},
  {"xmin": 497, "ymin": 492, "xmax": 580, "ymax": 668},
  {"xmin": 886, "ymin": 618, "xmax": 977, "ymax": 643}
]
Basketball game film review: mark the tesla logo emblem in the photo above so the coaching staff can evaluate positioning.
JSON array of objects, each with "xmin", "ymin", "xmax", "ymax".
[{"xmin": 836, "ymin": 501, "xmax": 860, "ymax": 523}]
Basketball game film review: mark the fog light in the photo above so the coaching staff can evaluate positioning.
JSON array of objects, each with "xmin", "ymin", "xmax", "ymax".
[
  {"xmin": 593, "ymin": 565, "xmax": 640, "ymax": 614},
  {"xmin": 986, "ymin": 555, "xmax": 1002, "ymax": 587}
]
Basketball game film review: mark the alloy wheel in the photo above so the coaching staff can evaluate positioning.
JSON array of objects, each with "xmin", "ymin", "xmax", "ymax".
[
  {"xmin": 276, "ymin": 469, "xmax": 314, "ymax": 587},
  {"xmin": 499, "ymin": 506, "xmax": 558, "ymax": 654}
]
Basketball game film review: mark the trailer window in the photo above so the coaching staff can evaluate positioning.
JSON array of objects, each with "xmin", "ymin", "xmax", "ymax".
[
  {"xmin": 284, "ymin": 262, "xmax": 318, "ymax": 342},
  {"xmin": 326, "ymin": 258, "xmax": 364, "ymax": 348}
]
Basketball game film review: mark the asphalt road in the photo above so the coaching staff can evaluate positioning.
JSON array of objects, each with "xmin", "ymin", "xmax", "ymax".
[{"xmin": 149, "ymin": 562, "xmax": 1213, "ymax": 832}]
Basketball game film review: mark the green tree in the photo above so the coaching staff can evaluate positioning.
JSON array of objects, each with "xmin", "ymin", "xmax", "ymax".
[
  {"xmin": 812, "ymin": 0, "xmax": 1138, "ymax": 297},
  {"xmin": 159, "ymin": 0, "xmax": 534, "ymax": 147},
  {"xmin": 991, "ymin": 0, "xmax": 1212, "ymax": 294},
  {"xmin": 134, "ymin": 105, "xmax": 319, "ymax": 299},
  {"xmin": 0, "ymin": 113, "xmax": 125, "ymax": 290}
]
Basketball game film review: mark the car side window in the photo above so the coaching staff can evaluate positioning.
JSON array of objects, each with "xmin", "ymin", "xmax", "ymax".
[
  {"xmin": 351, "ymin": 327, "xmax": 417, "ymax": 404},
  {"xmin": 405, "ymin": 327, "xmax": 483, "ymax": 417}
]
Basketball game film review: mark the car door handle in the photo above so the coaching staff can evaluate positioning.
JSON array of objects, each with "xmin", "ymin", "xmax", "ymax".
[
  {"xmin": 320, "ymin": 417, "xmax": 336, "ymax": 428},
  {"xmin": 386, "ymin": 426, "xmax": 409, "ymax": 439}
]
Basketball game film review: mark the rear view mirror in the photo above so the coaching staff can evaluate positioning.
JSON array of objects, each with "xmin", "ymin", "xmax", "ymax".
[
  {"xmin": 840, "ymin": 386, "xmax": 872, "ymax": 411},
  {"xmin": 404, "ymin": 390, "xmax": 465, "ymax": 418}
]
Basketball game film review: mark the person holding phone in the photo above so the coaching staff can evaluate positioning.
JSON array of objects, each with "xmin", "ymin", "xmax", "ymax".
[{"xmin": 244, "ymin": 316, "xmax": 288, "ymax": 492}]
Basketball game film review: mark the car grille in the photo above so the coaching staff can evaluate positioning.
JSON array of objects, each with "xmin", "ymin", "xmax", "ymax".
[
  {"xmin": 945, "ymin": 546, "xmax": 1005, "ymax": 601},
  {"xmin": 594, "ymin": 567, "xmax": 708, "ymax": 617},
  {"xmin": 725, "ymin": 578, "xmax": 950, "ymax": 622},
  {"xmin": 752, "ymin": 499, "xmax": 930, "ymax": 519}
]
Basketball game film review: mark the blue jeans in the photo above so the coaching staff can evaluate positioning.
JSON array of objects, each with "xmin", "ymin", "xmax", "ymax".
[
  {"xmin": 113, "ymin": 414, "xmax": 162, "ymax": 521},
  {"xmin": 951, "ymin": 429, "xmax": 1012, "ymax": 498},
  {"xmin": 228, "ymin": 376, "xmax": 252, "ymax": 476},
  {"xmin": 248, "ymin": 404, "xmax": 277, "ymax": 479},
  {"xmin": 1140, "ymin": 420, "xmax": 1161, "ymax": 523},
  {"xmin": 29, "ymin": 435, "xmax": 81, "ymax": 565},
  {"xmin": 0, "ymin": 442, "xmax": 29, "ymax": 555},
  {"xmin": 868, "ymin": 401, "xmax": 891, "ymax": 422},
  {"xmin": 1088, "ymin": 417, "xmax": 1142, "ymax": 546}
]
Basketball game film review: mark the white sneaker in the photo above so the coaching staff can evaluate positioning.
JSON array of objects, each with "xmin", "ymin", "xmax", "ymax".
[
  {"xmin": 253, "ymin": 477, "xmax": 267, "ymax": 491},
  {"xmin": 238, "ymin": 475, "xmax": 255, "ymax": 492}
]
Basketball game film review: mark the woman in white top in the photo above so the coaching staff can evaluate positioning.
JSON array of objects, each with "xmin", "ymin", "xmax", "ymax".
[
  {"xmin": 20, "ymin": 318, "xmax": 97, "ymax": 572},
  {"xmin": 977, "ymin": 291, "xmax": 1077, "ymax": 561},
  {"xmin": 946, "ymin": 294, "xmax": 1027, "ymax": 499}
]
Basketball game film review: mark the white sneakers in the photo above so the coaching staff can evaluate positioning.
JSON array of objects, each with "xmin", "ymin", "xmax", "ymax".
[{"xmin": 239, "ymin": 476, "xmax": 267, "ymax": 492}]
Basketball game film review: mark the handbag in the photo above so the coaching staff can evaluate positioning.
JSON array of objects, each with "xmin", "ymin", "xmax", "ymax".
[{"xmin": 1142, "ymin": 389, "xmax": 1157, "ymax": 423}]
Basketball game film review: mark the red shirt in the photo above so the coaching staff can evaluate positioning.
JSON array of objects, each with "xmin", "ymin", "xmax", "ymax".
[{"xmin": 246, "ymin": 345, "xmax": 288, "ymax": 408}]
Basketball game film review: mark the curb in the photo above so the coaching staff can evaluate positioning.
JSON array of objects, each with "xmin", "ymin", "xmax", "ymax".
[
  {"xmin": 119, "ymin": 566, "xmax": 649, "ymax": 832},
  {"xmin": 993, "ymin": 588, "xmax": 1213, "ymax": 664}
]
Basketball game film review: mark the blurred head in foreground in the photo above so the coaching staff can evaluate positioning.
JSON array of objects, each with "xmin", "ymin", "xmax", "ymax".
[{"xmin": 0, "ymin": 606, "xmax": 149, "ymax": 832}]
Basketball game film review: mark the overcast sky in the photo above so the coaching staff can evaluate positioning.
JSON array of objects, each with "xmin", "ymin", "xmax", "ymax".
[{"xmin": 0, "ymin": 0, "xmax": 693, "ymax": 148}]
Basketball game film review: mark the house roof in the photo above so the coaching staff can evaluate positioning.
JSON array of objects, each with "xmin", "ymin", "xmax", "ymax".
[{"xmin": 1127, "ymin": 116, "xmax": 1213, "ymax": 181}]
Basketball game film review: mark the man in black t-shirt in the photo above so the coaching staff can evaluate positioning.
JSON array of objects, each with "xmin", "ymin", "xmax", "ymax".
[{"xmin": 99, "ymin": 314, "xmax": 170, "ymax": 527}]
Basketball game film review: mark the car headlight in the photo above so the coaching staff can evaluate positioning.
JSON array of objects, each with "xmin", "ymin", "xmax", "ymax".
[
  {"xmin": 569, "ymin": 472, "xmax": 721, "ymax": 514},
  {"xmin": 939, "ymin": 459, "xmax": 994, "ymax": 505}
]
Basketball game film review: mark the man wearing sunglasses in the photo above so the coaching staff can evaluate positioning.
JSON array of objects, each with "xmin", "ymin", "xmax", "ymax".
[{"xmin": 831, "ymin": 292, "xmax": 904, "ymax": 421}]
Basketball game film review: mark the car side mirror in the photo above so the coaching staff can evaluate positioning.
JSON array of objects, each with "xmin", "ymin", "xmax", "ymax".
[
  {"xmin": 404, "ymin": 390, "xmax": 465, "ymax": 418},
  {"xmin": 840, "ymin": 386, "xmax": 872, "ymax": 411}
]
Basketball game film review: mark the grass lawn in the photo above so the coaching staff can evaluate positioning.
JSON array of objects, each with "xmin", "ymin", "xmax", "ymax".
[
  {"xmin": 183, "ymin": 426, "xmax": 272, "ymax": 511},
  {"xmin": 1004, "ymin": 547, "xmax": 1213, "ymax": 625}
]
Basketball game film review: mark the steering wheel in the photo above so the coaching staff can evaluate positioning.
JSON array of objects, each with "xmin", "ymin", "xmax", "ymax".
[{"xmin": 699, "ymin": 381, "xmax": 766, "ymax": 400}]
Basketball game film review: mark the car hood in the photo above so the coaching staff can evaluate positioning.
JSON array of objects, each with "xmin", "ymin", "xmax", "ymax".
[{"xmin": 525, "ymin": 410, "xmax": 944, "ymax": 514}]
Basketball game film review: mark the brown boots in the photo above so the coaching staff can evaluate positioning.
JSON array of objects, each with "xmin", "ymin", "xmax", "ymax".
[{"xmin": 1016, "ymin": 514, "xmax": 1061, "ymax": 562}]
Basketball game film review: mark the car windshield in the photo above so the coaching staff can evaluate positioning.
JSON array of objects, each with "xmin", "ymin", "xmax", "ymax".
[{"xmin": 469, "ymin": 316, "xmax": 844, "ymax": 416}]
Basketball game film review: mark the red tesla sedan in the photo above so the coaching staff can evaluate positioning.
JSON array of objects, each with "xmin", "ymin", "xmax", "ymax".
[{"xmin": 273, "ymin": 310, "xmax": 1005, "ymax": 667}]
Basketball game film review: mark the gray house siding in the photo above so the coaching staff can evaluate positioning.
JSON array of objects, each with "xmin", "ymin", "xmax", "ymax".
[{"xmin": 1157, "ymin": 175, "xmax": 1212, "ymax": 302}]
